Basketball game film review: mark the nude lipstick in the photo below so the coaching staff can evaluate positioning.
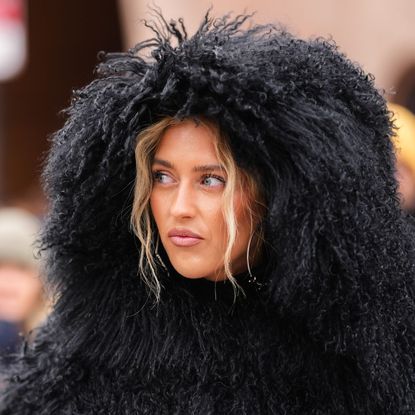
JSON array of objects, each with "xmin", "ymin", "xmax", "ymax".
[{"xmin": 168, "ymin": 228, "xmax": 203, "ymax": 247}]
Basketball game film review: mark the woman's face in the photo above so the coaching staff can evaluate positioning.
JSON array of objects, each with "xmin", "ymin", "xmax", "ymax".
[{"xmin": 150, "ymin": 120, "xmax": 256, "ymax": 282}]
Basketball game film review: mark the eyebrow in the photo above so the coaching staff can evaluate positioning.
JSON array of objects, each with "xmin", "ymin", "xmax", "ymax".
[{"xmin": 152, "ymin": 158, "xmax": 224, "ymax": 172}]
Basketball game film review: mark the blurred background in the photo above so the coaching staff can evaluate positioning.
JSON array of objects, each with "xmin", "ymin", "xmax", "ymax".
[
  {"xmin": 1, "ymin": 0, "xmax": 415, "ymax": 212},
  {"xmin": 0, "ymin": 0, "xmax": 415, "ymax": 366},
  {"xmin": 1, "ymin": 0, "xmax": 415, "ymax": 213}
]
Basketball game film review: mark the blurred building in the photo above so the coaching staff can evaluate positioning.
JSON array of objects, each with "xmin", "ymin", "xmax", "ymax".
[{"xmin": 1, "ymin": 0, "xmax": 122, "ymax": 214}]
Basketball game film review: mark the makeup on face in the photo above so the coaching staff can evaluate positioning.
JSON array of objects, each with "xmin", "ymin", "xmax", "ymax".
[{"xmin": 149, "ymin": 120, "xmax": 255, "ymax": 282}]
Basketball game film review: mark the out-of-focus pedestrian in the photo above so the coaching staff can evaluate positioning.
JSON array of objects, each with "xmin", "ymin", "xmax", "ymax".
[
  {"xmin": 0, "ymin": 208, "xmax": 48, "ymax": 368},
  {"xmin": 389, "ymin": 102, "xmax": 415, "ymax": 212}
]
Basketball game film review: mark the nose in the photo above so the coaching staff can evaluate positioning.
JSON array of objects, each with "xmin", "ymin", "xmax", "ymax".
[{"xmin": 169, "ymin": 181, "xmax": 196, "ymax": 219}]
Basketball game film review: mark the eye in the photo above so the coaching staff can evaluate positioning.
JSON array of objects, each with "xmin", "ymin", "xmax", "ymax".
[
  {"xmin": 152, "ymin": 171, "xmax": 174, "ymax": 184},
  {"xmin": 201, "ymin": 174, "xmax": 226, "ymax": 187}
]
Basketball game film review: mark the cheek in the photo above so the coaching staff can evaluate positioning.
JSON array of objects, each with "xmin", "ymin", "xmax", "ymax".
[
  {"xmin": 208, "ymin": 207, "xmax": 227, "ymax": 249},
  {"xmin": 234, "ymin": 192, "xmax": 251, "ymax": 227},
  {"xmin": 211, "ymin": 194, "xmax": 252, "ymax": 259},
  {"xmin": 232, "ymin": 197, "xmax": 253, "ymax": 249}
]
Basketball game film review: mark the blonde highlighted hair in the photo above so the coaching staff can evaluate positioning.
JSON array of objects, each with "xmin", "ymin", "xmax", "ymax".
[{"xmin": 130, "ymin": 116, "xmax": 266, "ymax": 302}]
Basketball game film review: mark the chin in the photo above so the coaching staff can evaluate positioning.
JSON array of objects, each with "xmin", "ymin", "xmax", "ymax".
[
  {"xmin": 168, "ymin": 260, "xmax": 214, "ymax": 280},
  {"xmin": 164, "ymin": 250, "xmax": 211, "ymax": 277},
  {"xmin": 172, "ymin": 265, "xmax": 208, "ymax": 279},
  {"xmin": 179, "ymin": 273, "xmax": 206, "ymax": 280}
]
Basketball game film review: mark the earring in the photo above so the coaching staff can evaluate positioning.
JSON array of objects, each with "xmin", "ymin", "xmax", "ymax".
[
  {"xmin": 155, "ymin": 234, "xmax": 170, "ymax": 277},
  {"xmin": 246, "ymin": 231, "xmax": 264, "ymax": 290}
]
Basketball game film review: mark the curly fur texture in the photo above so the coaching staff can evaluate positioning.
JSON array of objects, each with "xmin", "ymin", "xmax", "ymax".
[{"xmin": 1, "ymin": 10, "xmax": 415, "ymax": 414}]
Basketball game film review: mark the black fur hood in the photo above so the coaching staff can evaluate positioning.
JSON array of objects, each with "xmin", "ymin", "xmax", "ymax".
[{"xmin": 2, "ymin": 12, "xmax": 415, "ymax": 414}]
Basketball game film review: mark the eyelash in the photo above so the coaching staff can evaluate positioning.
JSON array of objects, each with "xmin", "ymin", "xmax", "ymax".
[
  {"xmin": 202, "ymin": 174, "xmax": 226, "ymax": 186},
  {"xmin": 152, "ymin": 171, "xmax": 226, "ymax": 186}
]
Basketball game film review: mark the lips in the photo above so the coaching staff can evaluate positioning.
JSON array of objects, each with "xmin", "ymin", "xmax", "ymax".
[{"xmin": 168, "ymin": 228, "xmax": 203, "ymax": 247}]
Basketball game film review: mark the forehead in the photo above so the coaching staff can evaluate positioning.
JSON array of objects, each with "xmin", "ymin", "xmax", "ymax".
[{"xmin": 155, "ymin": 120, "xmax": 219, "ymax": 158}]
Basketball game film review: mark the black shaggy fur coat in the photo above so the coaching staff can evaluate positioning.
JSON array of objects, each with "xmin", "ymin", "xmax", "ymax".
[{"xmin": 1, "ymin": 12, "xmax": 415, "ymax": 415}]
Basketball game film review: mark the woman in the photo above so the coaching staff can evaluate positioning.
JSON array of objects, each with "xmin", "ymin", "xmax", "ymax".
[
  {"xmin": 1, "ymin": 12, "xmax": 415, "ymax": 414},
  {"xmin": 132, "ymin": 116, "xmax": 267, "ymax": 301}
]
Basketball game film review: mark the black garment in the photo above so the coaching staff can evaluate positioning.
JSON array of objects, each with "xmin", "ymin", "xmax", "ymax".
[
  {"xmin": 1, "ymin": 11, "xmax": 415, "ymax": 415},
  {"xmin": 3, "ymin": 267, "xmax": 378, "ymax": 414}
]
